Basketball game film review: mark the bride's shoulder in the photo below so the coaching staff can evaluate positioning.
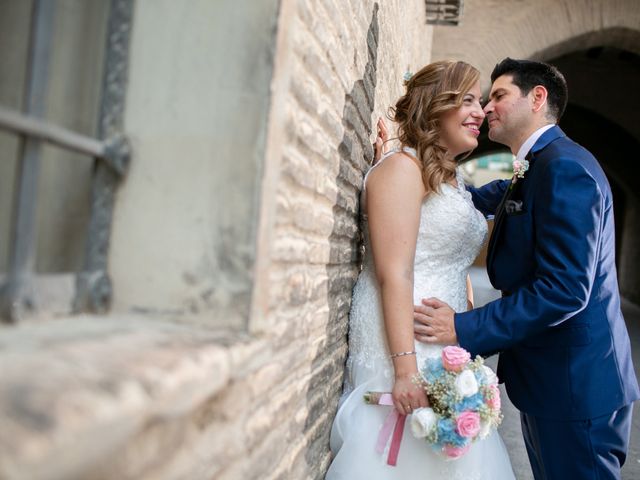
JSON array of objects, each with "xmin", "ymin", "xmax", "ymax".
[
  {"xmin": 368, "ymin": 150, "xmax": 421, "ymax": 182},
  {"xmin": 365, "ymin": 157, "xmax": 425, "ymax": 206},
  {"xmin": 366, "ymin": 159, "xmax": 422, "ymax": 198}
]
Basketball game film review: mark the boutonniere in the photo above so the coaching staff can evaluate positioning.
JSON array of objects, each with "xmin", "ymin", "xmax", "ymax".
[{"xmin": 512, "ymin": 159, "xmax": 529, "ymax": 179}]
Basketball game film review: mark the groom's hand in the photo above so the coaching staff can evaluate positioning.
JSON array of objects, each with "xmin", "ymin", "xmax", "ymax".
[{"xmin": 413, "ymin": 298, "xmax": 457, "ymax": 344}]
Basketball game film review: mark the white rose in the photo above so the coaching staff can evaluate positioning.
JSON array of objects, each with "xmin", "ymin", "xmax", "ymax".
[
  {"xmin": 481, "ymin": 365, "xmax": 498, "ymax": 386},
  {"xmin": 410, "ymin": 407, "xmax": 437, "ymax": 438},
  {"xmin": 455, "ymin": 369, "xmax": 479, "ymax": 397}
]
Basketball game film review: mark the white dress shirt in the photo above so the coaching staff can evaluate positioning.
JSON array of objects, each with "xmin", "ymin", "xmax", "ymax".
[{"xmin": 516, "ymin": 124, "xmax": 555, "ymax": 160}]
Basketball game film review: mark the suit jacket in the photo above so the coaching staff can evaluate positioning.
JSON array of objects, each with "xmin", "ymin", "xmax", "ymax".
[{"xmin": 456, "ymin": 125, "xmax": 639, "ymax": 420}]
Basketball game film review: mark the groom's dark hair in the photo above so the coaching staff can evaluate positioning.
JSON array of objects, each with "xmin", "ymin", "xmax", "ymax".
[{"xmin": 491, "ymin": 58, "xmax": 568, "ymax": 122}]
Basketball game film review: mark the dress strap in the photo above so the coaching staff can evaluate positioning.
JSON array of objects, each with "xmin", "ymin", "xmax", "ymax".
[
  {"xmin": 455, "ymin": 167, "xmax": 467, "ymax": 193},
  {"xmin": 402, "ymin": 146, "xmax": 418, "ymax": 158},
  {"xmin": 364, "ymin": 146, "xmax": 420, "ymax": 189},
  {"xmin": 363, "ymin": 147, "xmax": 399, "ymax": 188}
]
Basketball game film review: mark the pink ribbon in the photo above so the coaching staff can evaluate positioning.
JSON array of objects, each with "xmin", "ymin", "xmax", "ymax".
[
  {"xmin": 373, "ymin": 393, "xmax": 407, "ymax": 466},
  {"xmin": 375, "ymin": 409, "xmax": 398, "ymax": 454}
]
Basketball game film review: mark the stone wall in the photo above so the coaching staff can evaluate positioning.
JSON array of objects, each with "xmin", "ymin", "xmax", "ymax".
[
  {"xmin": 249, "ymin": 1, "xmax": 431, "ymax": 476},
  {"xmin": 0, "ymin": 1, "xmax": 431, "ymax": 479}
]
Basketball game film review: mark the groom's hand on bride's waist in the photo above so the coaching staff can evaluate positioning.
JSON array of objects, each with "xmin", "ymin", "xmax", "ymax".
[{"xmin": 413, "ymin": 298, "xmax": 457, "ymax": 345}]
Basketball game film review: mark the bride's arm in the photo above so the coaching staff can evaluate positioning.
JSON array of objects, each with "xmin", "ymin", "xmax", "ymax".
[
  {"xmin": 466, "ymin": 274, "xmax": 474, "ymax": 310},
  {"xmin": 366, "ymin": 153, "xmax": 428, "ymax": 415}
]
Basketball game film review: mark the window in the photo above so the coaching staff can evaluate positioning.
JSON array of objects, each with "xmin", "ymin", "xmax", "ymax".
[
  {"xmin": 0, "ymin": 0, "xmax": 133, "ymax": 323},
  {"xmin": 425, "ymin": 0, "xmax": 464, "ymax": 26}
]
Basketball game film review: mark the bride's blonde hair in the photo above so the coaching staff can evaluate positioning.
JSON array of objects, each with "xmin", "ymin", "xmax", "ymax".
[{"xmin": 389, "ymin": 60, "xmax": 480, "ymax": 194}]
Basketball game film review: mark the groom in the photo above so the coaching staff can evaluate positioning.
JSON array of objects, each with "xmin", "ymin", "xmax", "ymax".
[{"xmin": 414, "ymin": 58, "xmax": 640, "ymax": 479}]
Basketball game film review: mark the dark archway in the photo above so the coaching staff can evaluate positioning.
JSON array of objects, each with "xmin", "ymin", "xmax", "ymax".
[{"xmin": 560, "ymin": 104, "xmax": 639, "ymax": 271}]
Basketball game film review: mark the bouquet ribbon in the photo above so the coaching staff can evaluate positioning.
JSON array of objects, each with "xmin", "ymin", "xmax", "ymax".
[{"xmin": 370, "ymin": 393, "xmax": 406, "ymax": 466}]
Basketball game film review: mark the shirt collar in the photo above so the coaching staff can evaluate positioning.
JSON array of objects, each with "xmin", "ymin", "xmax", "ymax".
[{"xmin": 516, "ymin": 124, "xmax": 555, "ymax": 160}]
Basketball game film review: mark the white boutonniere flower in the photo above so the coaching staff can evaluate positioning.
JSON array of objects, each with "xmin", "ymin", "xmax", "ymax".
[{"xmin": 512, "ymin": 159, "xmax": 529, "ymax": 178}]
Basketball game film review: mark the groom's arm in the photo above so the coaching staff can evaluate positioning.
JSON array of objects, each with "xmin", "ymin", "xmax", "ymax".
[
  {"xmin": 466, "ymin": 179, "xmax": 510, "ymax": 217},
  {"xmin": 455, "ymin": 158, "xmax": 603, "ymax": 356}
]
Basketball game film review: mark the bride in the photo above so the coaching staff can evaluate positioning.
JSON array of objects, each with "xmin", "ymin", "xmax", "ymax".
[{"xmin": 325, "ymin": 61, "xmax": 515, "ymax": 479}]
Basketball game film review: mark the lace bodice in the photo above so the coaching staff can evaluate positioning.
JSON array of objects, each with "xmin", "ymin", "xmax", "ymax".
[{"xmin": 346, "ymin": 147, "xmax": 488, "ymax": 383}]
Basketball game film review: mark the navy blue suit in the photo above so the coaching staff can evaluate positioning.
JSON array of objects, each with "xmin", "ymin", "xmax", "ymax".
[{"xmin": 456, "ymin": 126, "xmax": 639, "ymax": 479}]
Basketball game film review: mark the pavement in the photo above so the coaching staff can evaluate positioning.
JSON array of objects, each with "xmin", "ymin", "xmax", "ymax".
[{"xmin": 469, "ymin": 266, "xmax": 640, "ymax": 479}]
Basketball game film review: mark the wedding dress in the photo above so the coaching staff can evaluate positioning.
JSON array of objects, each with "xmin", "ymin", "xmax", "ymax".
[{"xmin": 325, "ymin": 148, "xmax": 515, "ymax": 480}]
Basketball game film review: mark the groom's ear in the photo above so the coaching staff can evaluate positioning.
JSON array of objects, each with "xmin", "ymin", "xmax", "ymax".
[{"xmin": 530, "ymin": 85, "xmax": 548, "ymax": 114}]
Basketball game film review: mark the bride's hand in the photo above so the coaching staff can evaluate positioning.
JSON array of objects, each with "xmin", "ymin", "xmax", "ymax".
[
  {"xmin": 392, "ymin": 372, "xmax": 429, "ymax": 415},
  {"xmin": 373, "ymin": 117, "xmax": 390, "ymax": 164}
]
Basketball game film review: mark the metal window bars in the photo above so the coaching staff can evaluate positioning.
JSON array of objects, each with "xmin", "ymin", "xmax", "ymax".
[
  {"xmin": 425, "ymin": 0, "xmax": 464, "ymax": 26},
  {"xmin": 0, "ymin": 0, "xmax": 133, "ymax": 323}
]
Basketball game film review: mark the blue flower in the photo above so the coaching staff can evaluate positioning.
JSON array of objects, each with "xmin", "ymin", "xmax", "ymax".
[
  {"xmin": 420, "ymin": 357, "xmax": 445, "ymax": 383},
  {"xmin": 436, "ymin": 418, "xmax": 466, "ymax": 447},
  {"xmin": 453, "ymin": 392, "xmax": 484, "ymax": 413}
]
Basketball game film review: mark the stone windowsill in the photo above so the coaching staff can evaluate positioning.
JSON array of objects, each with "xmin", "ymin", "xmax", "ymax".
[{"xmin": 0, "ymin": 314, "xmax": 261, "ymax": 480}]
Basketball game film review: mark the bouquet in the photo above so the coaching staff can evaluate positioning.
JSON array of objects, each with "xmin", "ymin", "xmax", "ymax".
[{"xmin": 410, "ymin": 345, "xmax": 503, "ymax": 459}]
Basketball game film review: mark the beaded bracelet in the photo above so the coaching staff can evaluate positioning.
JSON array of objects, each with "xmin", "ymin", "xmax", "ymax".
[{"xmin": 389, "ymin": 350, "xmax": 416, "ymax": 359}]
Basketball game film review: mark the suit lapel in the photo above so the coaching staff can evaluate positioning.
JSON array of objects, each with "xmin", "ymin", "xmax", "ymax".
[{"xmin": 486, "ymin": 175, "xmax": 518, "ymax": 270}]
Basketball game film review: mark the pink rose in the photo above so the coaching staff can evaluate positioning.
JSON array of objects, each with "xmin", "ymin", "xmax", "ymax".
[
  {"xmin": 455, "ymin": 411, "xmax": 481, "ymax": 438},
  {"xmin": 442, "ymin": 346, "xmax": 470, "ymax": 372},
  {"xmin": 443, "ymin": 443, "xmax": 471, "ymax": 458},
  {"xmin": 487, "ymin": 384, "xmax": 501, "ymax": 411}
]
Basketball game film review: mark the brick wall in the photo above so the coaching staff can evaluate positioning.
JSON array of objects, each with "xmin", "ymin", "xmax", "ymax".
[{"xmin": 247, "ymin": 1, "xmax": 431, "ymax": 477}]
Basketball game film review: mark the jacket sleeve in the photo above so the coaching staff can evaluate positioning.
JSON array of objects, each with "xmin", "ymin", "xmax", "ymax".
[
  {"xmin": 466, "ymin": 179, "xmax": 510, "ymax": 217},
  {"xmin": 455, "ymin": 159, "xmax": 604, "ymax": 357}
]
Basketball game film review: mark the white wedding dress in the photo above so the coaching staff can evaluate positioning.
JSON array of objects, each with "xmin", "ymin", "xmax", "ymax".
[{"xmin": 325, "ymin": 148, "xmax": 515, "ymax": 480}]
